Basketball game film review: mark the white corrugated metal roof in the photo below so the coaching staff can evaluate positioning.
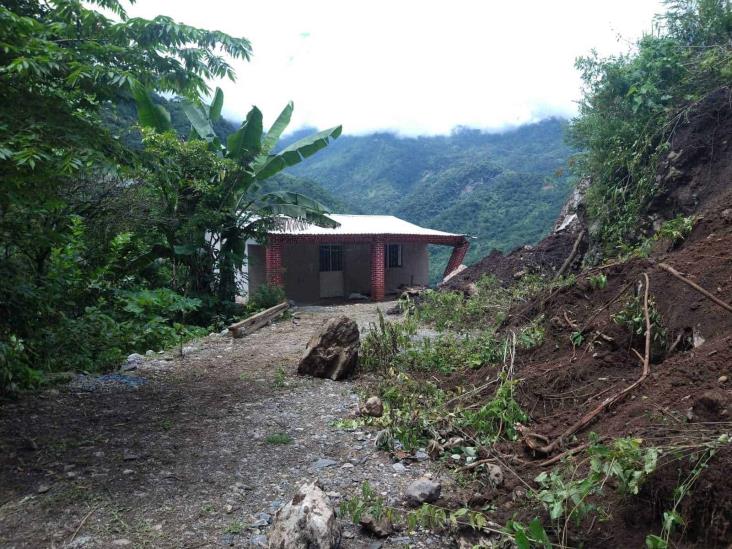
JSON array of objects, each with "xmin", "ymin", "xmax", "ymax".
[{"xmin": 270, "ymin": 214, "xmax": 463, "ymax": 237}]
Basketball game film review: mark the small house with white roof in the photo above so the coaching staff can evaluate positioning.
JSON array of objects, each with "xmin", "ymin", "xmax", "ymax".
[{"xmin": 243, "ymin": 214, "xmax": 469, "ymax": 302}]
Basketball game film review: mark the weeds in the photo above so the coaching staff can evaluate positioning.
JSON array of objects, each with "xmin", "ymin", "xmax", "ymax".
[
  {"xmin": 272, "ymin": 366, "xmax": 287, "ymax": 388},
  {"xmin": 645, "ymin": 433, "xmax": 730, "ymax": 549},
  {"xmin": 456, "ymin": 373, "xmax": 527, "ymax": 443},
  {"xmin": 654, "ymin": 215, "xmax": 695, "ymax": 245},
  {"xmin": 588, "ymin": 273, "xmax": 607, "ymax": 290},
  {"xmin": 613, "ymin": 292, "xmax": 667, "ymax": 351},
  {"xmin": 265, "ymin": 432, "xmax": 293, "ymax": 445}
]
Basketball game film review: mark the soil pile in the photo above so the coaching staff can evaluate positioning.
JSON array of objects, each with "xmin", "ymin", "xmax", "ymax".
[{"xmin": 461, "ymin": 86, "xmax": 732, "ymax": 547}]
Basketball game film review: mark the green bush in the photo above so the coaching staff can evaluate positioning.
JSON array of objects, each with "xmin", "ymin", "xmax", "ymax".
[{"xmin": 249, "ymin": 284, "xmax": 287, "ymax": 310}]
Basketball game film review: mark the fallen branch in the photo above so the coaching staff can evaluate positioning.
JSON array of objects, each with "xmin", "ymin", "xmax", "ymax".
[
  {"xmin": 68, "ymin": 505, "xmax": 98, "ymax": 546},
  {"xmin": 522, "ymin": 273, "xmax": 653, "ymax": 456},
  {"xmin": 657, "ymin": 262, "xmax": 732, "ymax": 314},
  {"xmin": 554, "ymin": 230, "xmax": 585, "ymax": 280},
  {"xmin": 539, "ymin": 442, "xmax": 591, "ymax": 467}
]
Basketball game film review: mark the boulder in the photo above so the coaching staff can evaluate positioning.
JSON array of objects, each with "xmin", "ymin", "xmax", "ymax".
[
  {"xmin": 362, "ymin": 396, "xmax": 384, "ymax": 417},
  {"xmin": 121, "ymin": 353, "xmax": 144, "ymax": 372},
  {"xmin": 405, "ymin": 477, "xmax": 441, "ymax": 507},
  {"xmin": 359, "ymin": 512, "xmax": 393, "ymax": 538},
  {"xmin": 298, "ymin": 316, "xmax": 360, "ymax": 380},
  {"xmin": 268, "ymin": 481, "xmax": 341, "ymax": 549}
]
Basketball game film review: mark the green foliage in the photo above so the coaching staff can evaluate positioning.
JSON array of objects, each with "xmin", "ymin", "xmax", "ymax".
[
  {"xmin": 0, "ymin": 2, "xmax": 338, "ymax": 392},
  {"xmin": 654, "ymin": 215, "xmax": 696, "ymax": 243},
  {"xmin": 272, "ymin": 366, "xmax": 287, "ymax": 389},
  {"xmin": 588, "ymin": 273, "xmax": 608, "ymax": 290},
  {"xmin": 612, "ymin": 292, "xmax": 668, "ymax": 349},
  {"xmin": 265, "ymin": 432, "xmax": 293, "ymax": 445},
  {"xmin": 360, "ymin": 310, "xmax": 418, "ymax": 373},
  {"xmin": 504, "ymin": 518, "xmax": 552, "ymax": 549},
  {"xmin": 570, "ymin": 0, "xmax": 731, "ymax": 255},
  {"xmin": 341, "ymin": 482, "xmax": 492, "ymax": 536},
  {"xmin": 456, "ymin": 373, "xmax": 528, "ymax": 443},
  {"xmin": 283, "ymin": 120, "xmax": 576, "ymax": 283},
  {"xmin": 570, "ymin": 331, "xmax": 585, "ymax": 347},
  {"xmin": 249, "ymin": 284, "xmax": 287, "ymax": 310},
  {"xmin": 645, "ymin": 433, "xmax": 730, "ymax": 548}
]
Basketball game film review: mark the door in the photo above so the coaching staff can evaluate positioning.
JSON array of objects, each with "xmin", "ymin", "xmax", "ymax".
[{"xmin": 319, "ymin": 244, "xmax": 344, "ymax": 298}]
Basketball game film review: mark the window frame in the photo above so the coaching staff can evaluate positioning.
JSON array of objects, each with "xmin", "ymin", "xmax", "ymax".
[
  {"xmin": 386, "ymin": 243, "xmax": 403, "ymax": 268},
  {"xmin": 319, "ymin": 244, "xmax": 343, "ymax": 272}
]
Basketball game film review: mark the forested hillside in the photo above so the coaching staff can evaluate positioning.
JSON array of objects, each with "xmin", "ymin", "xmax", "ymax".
[{"xmin": 283, "ymin": 119, "xmax": 575, "ymax": 280}]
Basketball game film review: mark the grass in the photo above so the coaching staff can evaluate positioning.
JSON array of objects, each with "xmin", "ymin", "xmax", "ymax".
[{"xmin": 265, "ymin": 432, "xmax": 293, "ymax": 445}]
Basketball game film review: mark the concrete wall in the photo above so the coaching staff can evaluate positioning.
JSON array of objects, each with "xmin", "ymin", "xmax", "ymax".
[
  {"xmin": 282, "ymin": 242, "xmax": 320, "ymax": 302},
  {"xmin": 249, "ymin": 240, "xmax": 430, "ymax": 303},
  {"xmin": 246, "ymin": 243, "xmax": 266, "ymax": 297},
  {"xmin": 385, "ymin": 242, "xmax": 429, "ymax": 292}
]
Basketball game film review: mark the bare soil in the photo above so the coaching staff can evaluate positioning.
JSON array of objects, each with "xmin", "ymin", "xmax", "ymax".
[
  {"xmin": 0, "ymin": 302, "xmax": 453, "ymax": 549},
  {"xmin": 443, "ymin": 87, "xmax": 732, "ymax": 548}
]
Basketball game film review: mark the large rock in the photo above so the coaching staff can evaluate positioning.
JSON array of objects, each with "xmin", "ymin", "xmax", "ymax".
[
  {"xmin": 298, "ymin": 316, "xmax": 359, "ymax": 380},
  {"xmin": 405, "ymin": 477, "xmax": 441, "ymax": 507},
  {"xmin": 269, "ymin": 481, "xmax": 341, "ymax": 549},
  {"xmin": 361, "ymin": 396, "xmax": 383, "ymax": 417}
]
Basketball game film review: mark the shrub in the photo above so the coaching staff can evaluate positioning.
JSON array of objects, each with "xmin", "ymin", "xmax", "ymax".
[{"xmin": 249, "ymin": 284, "xmax": 286, "ymax": 310}]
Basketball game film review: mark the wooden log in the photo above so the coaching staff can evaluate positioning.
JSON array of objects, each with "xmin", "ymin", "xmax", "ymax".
[
  {"xmin": 657, "ymin": 262, "xmax": 732, "ymax": 314},
  {"xmin": 229, "ymin": 301, "xmax": 288, "ymax": 338}
]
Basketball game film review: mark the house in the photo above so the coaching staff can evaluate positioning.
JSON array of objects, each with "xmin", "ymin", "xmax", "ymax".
[{"xmin": 243, "ymin": 214, "xmax": 469, "ymax": 302}]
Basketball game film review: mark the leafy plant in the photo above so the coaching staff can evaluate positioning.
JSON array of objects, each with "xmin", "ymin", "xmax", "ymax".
[
  {"xmin": 588, "ymin": 273, "xmax": 608, "ymax": 290},
  {"xmin": 265, "ymin": 432, "xmax": 293, "ymax": 445},
  {"xmin": 250, "ymin": 284, "xmax": 287, "ymax": 310},
  {"xmin": 654, "ymin": 215, "xmax": 696, "ymax": 244},
  {"xmin": 456, "ymin": 373, "xmax": 528, "ymax": 443},
  {"xmin": 504, "ymin": 518, "xmax": 552, "ymax": 549},
  {"xmin": 613, "ymin": 292, "xmax": 668, "ymax": 350},
  {"xmin": 272, "ymin": 366, "xmax": 287, "ymax": 389}
]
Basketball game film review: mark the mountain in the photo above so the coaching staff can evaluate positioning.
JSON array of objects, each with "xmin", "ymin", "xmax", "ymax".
[
  {"xmin": 105, "ymin": 97, "xmax": 576, "ymax": 282},
  {"xmin": 281, "ymin": 119, "xmax": 576, "ymax": 281}
]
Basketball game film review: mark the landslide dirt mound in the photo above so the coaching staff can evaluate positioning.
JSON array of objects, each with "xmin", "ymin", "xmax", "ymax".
[{"xmin": 450, "ymin": 87, "xmax": 732, "ymax": 547}]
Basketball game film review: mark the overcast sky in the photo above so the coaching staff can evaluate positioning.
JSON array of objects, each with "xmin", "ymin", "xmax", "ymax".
[{"xmin": 128, "ymin": 0, "xmax": 664, "ymax": 136}]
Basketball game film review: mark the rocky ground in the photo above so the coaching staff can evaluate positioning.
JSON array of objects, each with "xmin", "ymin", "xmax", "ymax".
[{"xmin": 0, "ymin": 302, "xmax": 454, "ymax": 548}]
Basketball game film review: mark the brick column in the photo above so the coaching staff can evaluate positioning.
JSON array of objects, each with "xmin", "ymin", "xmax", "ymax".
[
  {"xmin": 443, "ymin": 239, "xmax": 470, "ymax": 279},
  {"xmin": 370, "ymin": 237, "xmax": 385, "ymax": 301},
  {"xmin": 265, "ymin": 236, "xmax": 284, "ymax": 288}
]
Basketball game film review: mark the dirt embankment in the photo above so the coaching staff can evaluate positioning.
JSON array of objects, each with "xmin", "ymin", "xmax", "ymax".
[{"xmin": 453, "ymin": 87, "xmax": 732, "ymax": 547}]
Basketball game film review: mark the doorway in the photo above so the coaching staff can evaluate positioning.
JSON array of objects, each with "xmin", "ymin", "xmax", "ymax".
[{"xmin": 319, "ymin": 244, "xmax": 344, "ymax": 298}]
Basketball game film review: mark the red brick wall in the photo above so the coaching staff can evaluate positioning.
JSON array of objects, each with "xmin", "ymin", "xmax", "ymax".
[
  {"xmin": 265, "ymin": 236, "xmax": 284, "ymax": 287},
  {"xmin": 444, "ymin": 239, "xmax": 470, "ymax": 278},
  {"xmin": 370, "ymin": 237, "xmax": 385, "ymax": 301}
]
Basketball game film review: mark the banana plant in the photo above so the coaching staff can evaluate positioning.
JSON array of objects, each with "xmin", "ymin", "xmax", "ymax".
[
  {"xmin": 132, "ymin": 84, "xmax": 341, "ymax": 300},
  {"xmin": 134, "ymin": 85, "xmax": 341, "ymax": 227}
]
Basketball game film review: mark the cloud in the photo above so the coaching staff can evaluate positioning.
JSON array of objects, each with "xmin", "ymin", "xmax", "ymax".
[{"xmin": 128, "ymin": 0, "xmax": 663, "ymax": 136}]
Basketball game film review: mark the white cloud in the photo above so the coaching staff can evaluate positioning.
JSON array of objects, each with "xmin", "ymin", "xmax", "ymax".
[{"xmin": 128, "ymin": 0, "xmax": 663, "ymax": 135}]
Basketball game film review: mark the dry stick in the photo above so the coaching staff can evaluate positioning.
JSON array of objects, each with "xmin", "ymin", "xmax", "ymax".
[
  {"xmin": 578, "ymin": 281, "xmax": 634, "ymax": 334},
  {"xmin": 657, "ymin": 262, "xmax": 732, "ymax": 314},
  {"xmin": 554, "ymin": 230, "xmax": 586, "ymax": 280},
  {"xmin": 539, "ymin": 442, "xmax": 592, "ymax": 467},
  {"xmin": 68, "ymin": 505, "xmax": 98, "ymax": 546},
  {"xmin": 524, "ymin": 273, "xmax": 653, "ymax": 456}
]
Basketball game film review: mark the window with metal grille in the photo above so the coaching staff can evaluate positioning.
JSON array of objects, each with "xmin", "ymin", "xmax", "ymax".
[
  {"xmin": 387, "ymin": 244, "xmax": 402, "ymax": 268},
  {"xmin": 319, "ymin": 245, "xmax": 343, "ymax": 272}
]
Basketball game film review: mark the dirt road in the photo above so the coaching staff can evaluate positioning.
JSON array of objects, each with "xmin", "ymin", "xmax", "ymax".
[{"xmin": 0, "ymin": 302, "xmax": 451, "ymax": 548}]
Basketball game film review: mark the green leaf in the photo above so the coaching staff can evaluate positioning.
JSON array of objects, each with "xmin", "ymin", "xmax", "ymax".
[
  {"xmin": 260, "ymin": 101, "xmax": 293, "ymax": 155},
  {"xmin": 208, "ymin": 87, "xmax": 224, "ymax": 122},
  {"xmin": 255, "ymin": 125, "xmax": 342, "ymax": 179},
  {"xmin": 182, "ymin": 101, "xmax": 217, "ymax": 143},
  {"xmin": 131, "ymin": 83, "xmax": 172, "ymax": 133},
  {"xmin": 227, "ymin": 106, "xmax": 263, "ymax": 161}
]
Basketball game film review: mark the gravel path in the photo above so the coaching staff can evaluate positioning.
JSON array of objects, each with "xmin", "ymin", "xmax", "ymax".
[{"xmin": 0, "ymin": 302, "xmax": 455, "ymax": 548}]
